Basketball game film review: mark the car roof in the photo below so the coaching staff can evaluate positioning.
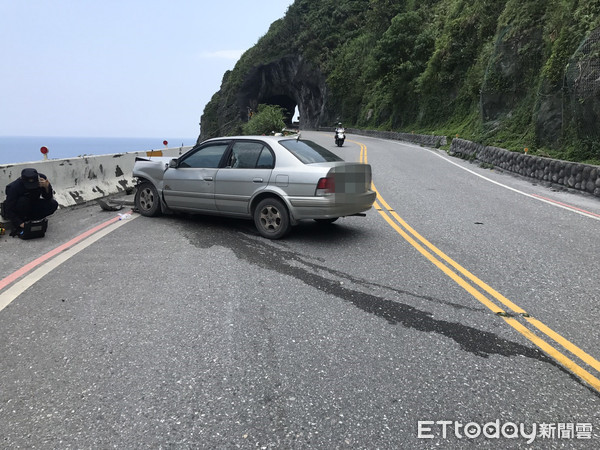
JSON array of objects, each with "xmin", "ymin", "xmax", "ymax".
[{"xmin": 202, "ymin": 135, "xmax": 298, "ymax": 144}]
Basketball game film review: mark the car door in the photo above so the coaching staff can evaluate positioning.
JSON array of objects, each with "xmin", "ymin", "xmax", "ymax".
[
  {"xmin": 163, "ymin": 141, "xmax": 230, "ymax": 212},
  {"xmin": 214, "ymin": 140, "xmax": 275, "ymax": 214}
]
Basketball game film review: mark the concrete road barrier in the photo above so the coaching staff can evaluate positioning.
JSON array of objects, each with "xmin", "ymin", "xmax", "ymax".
[{"xmin": 0, "ymin": 147, "xmax": 192, "ymax": 208}]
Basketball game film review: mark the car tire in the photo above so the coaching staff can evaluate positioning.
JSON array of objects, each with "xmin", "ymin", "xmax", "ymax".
[
  {"xmin": 254, "ymin": 197, "xmax": 291, "ymax": 239},
  {"xmin": 314, "ymin": 218, "xmax": 338, "ymax": 224},
  {"xmin": 135, "ymin": 182, "xmax": 162, "ymax": 217}
]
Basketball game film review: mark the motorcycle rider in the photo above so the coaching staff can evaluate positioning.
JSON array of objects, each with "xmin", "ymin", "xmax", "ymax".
[{"xmin": 333, "ymin": 122, "xmax": 346, "ymax": 144}]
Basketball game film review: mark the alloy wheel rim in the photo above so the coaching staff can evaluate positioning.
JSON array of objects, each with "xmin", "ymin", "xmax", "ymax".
[
  {"xmin": 260, "ymin": 205, "xmax": 281, "ymax": 231},
  {"xmin": 140, "ymin": 188, "xmax": 154, "ymax": 211}
]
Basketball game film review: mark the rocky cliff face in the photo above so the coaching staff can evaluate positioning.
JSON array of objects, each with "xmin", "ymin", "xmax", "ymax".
[
  {"xmin": 199, "ymin": 55, "xmax": 330, "ymax": 141},
  {"xmin": 480, "ymin": 26, "xmax": 544, "ymax": 127},
  {"xmin": 481, "ymin": 22, "xmax": 600, "ymax": 153},
  {"xmin": 563, "ymin": 28, "xmax": 600, "ymax": 144},
  {"xmin": 238, "ymin": 55, "xmax": 328, "ymax": 129}
]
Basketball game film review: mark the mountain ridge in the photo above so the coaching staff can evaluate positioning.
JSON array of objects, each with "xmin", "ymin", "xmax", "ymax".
[{"xmin": 199, "ymin": 0, "xmax": 600, "ymax": 163}]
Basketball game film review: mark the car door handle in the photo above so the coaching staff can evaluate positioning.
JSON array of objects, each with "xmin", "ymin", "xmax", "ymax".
[
  {"xmin": 253, "ymin": 177, "xmax": 264, "ymax": 183},
  {"xmin": 203, "ymin": 176, "xmax": 214, "ymax": 181}
]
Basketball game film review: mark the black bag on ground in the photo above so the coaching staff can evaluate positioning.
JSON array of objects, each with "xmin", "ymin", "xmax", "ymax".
[{"xmin": 17, "ymin": 219, "xmax": 48, "ymax": 239}]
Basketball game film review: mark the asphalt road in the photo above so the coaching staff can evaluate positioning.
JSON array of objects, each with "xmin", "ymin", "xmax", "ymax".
[{"xmin": 1, "ymin": 131, "xmax": 600, "ymax": 448}]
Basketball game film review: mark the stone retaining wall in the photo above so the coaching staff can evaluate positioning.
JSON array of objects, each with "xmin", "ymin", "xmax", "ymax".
[{"xmin": 450, "ymin": 138, "xmax": 600, "ymax": 197}]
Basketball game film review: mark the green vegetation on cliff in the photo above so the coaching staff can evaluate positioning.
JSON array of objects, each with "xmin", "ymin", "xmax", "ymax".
[
  {"xmin": 201, "ymin": 0, "xmax": 600, "ymax": 163},
  {"xmin": 242, "ymin": 105, "xmax": 287, "ymax": 136}
]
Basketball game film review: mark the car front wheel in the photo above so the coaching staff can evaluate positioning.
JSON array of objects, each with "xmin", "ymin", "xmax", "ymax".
[
  {"xmin": 254, "ymin": 197, "xmax": 291, "ymax": 239},
  {"xmin": 135, "ymin": 181, "xmax": 162, "ymax": 217}
]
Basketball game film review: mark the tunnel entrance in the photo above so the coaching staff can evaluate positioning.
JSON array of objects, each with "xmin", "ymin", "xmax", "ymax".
[
  {"xmin": 238, "ymin": 55, "xmax": 327, "ymax": 130},
  {"xmin": 262, "ymin": 95, "xmax": 297, "ymax": 126}
]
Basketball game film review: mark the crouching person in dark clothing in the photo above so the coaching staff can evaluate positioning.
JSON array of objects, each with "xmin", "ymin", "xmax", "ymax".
[{"xmin": 4, "ymin": 168, "xmax": 58, "ymax": 238}]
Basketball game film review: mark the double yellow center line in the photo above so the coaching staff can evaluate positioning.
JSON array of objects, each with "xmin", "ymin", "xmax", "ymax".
[{"xmin": 357, "ymin": 140, "xmax": 600, "ymax": 393}]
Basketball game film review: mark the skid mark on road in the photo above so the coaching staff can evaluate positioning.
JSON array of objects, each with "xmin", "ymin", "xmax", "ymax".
[{"xmin": 183, "ymin": 226, "xmax": 558, "ymax": 365}]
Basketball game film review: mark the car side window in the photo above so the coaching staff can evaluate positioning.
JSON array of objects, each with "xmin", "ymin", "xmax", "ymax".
[
  {"xmin": 228, "ymin": 142, "xmax": 274, "ymax": 169},
  {"xmin": 279, "ymin": 139, "xmax": 343, "ymax": 164},
  {"xmin": 256, "ymin": 147, "xmax": 275, "ymax": 169},
  {"xmin": 179, "ymin": 143, "xmax": 229, "ymax": 168}
]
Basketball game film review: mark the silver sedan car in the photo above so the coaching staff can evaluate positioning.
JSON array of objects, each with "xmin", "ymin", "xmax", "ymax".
[{"xmin": 132, "ymin": 135, "xmax": 376, "ymax": 239}]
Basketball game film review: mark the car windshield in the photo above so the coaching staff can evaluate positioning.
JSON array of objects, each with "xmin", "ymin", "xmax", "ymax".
[{"xmin": 280, "ymin": 139, "xmax": 343, "ymax": 164}]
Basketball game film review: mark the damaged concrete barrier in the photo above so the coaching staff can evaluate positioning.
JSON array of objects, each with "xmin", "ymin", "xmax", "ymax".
[{"xmin": 0, "ymin": 147, "xmax": 192, "ymax": 208}]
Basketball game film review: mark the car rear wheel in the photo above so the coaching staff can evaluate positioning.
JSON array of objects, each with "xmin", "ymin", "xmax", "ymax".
[
  {"xmin": 254, "ymin": 197, "xmax": 291, "ymax": 239},
  {"xmin": 135, "ymin": 181, "xmax": 162, "ymax": 217}
]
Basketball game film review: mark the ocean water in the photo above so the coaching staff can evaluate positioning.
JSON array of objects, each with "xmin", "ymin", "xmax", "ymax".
[{"xmin": 0, "ymin": 136, "xmax": 198, "ymax": 165}]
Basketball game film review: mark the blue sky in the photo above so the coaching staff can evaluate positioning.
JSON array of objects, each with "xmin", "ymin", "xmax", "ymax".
[{"xmin": 0, "ymin": 1, "xmax": 294, "ymax": 139}]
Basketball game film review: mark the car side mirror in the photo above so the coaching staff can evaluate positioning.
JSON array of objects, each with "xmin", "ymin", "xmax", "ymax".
[{"xmin": 168, "ymin": 158, "xmax": 178, "ymax": 168}]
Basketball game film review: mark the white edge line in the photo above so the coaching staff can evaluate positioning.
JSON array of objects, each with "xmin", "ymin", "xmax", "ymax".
[
  {"xmin": 0, "ymin": 215, "xmax": 138, "ymax": 312},
  {"xmin": 430, "ymin": 151, "xmax": 600, "ymax": 222},
  {"xmin": 378, "ymin": 138, "xmax": 600, "ymax": 222}
]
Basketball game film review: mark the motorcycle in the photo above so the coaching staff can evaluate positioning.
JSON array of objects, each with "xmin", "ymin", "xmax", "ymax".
[{"xmin": 335, "ymin": 128, "xmax": 346, "ymax": 147}]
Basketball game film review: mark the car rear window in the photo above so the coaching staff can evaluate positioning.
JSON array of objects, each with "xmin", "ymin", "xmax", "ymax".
[{"xmin": 279, "ymin": 139, "xmax": 343, "ymax": 164}]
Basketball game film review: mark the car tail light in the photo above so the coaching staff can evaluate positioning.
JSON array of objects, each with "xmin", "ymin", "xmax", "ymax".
[{"xmin": 316, "ymin": 176, "xmax": 334, "ymax": 196}]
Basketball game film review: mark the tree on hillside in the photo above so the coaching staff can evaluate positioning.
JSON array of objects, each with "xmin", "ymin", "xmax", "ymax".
[{"xmin": 242, "ymin": 104, "xmax": 286, "ymax": 135}]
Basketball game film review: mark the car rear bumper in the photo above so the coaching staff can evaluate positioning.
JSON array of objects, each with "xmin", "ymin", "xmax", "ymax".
[{"xmin": 287, "ymin": 191, "xmax": 377, "ymax": 220}]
